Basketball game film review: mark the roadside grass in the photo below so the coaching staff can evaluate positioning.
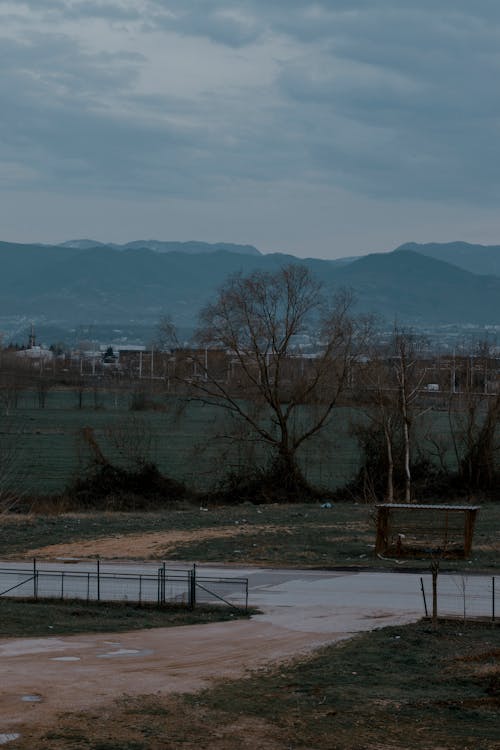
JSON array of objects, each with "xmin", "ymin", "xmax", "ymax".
[
  {"xmin": 0, "ymin": 598, "xmax": 252, "ymax": 637},
  {"xmin": 1, "ymin": 503, "xmax": 498, "ymax": 572},
  {"xmin": 14, "ymin": 619, "xmax": 500, "ymax": 750}
]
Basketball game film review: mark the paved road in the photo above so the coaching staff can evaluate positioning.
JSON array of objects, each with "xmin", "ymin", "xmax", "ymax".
[
  {"xmin": 1, "ymin": 559, "xmax": 426, "ymax": 624},
  {"xmin": 0, "ymin": 558, "xmax": 491, "ymax": 626}
]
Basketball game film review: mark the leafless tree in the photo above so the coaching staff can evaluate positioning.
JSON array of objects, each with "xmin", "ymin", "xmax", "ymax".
[
  {"xmin": 448, "ymin": 347, "xmax": 500, "ymax": 494},
  {"xmin": 355, "ymin": 353, "xmax": 399, "ymax": 502},
  {"xmin": 354, "ymin": 327, "xmax": 430, "ymax": 503},
  {"xmin": 103, "ymin": 414, "xmax": 156, "ymax": 470},
  {"xmin": 0, "ymin": 416, "xmax": 24, "ymax": 513},
  {"xmin": 163, "ymin": 264, "xmax": 367, "ymax": 495},
  {"xmin": 390, "ymin": 327, "xmax": 429, "ymax": 502}
]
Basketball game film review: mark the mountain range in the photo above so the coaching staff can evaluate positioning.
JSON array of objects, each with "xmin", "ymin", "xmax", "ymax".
[
  {"xmin": 396, "ymin": 241, "xmax": 500, "ymax": 277},
  {"xmin": 58, "ymin": 239, "xmax": 261, "ymax": 256},
  {"xmin": 1, "ymin": 239, "xmax": 499, "ymax": 342}
]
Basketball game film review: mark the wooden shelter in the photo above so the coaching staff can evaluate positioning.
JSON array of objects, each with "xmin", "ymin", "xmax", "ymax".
[{"xmin": 375, "ymin": 504, "xmax": 480, "ymax": 559}]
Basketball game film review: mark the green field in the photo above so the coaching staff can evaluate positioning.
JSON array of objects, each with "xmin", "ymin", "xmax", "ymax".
[
  {"xmin": 1, "ymin": 388, "xmax": 363, "ymax": 494},
  {"xmin": 1, "ymin": 385, "xmax": 471, "ymax": 498}
]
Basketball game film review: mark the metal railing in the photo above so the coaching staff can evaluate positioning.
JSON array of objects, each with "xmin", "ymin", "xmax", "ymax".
[
  {"xmin": 0, "ymin": 560, "xmax": 248, "ymax": 610},
  {"xmin": 420, "ymin": 574, "xmax": 496, "ymax": 622}
]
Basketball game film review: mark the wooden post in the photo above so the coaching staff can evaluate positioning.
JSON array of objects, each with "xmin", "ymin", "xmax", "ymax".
[
  {"xmin": 162, "ymin": 561, "xmax": 166, "ymax": 605},
  {"xmin": 420, "ymin": 576, "xmax": 428, "ymax": 617},
  {"xmin": 189, "ymin": 564, "xmax": 197, "ymax": 610},
  {"xmin": 464, "ymin": 508, "xmax": 478, "ymax": 558},
  {"xmin": 431, "ymin": 561, "xmax": 439, "ymax": 629},
  {"xmin": 375, "ymin": 507, "xmax": 390, "ymax": 555}
]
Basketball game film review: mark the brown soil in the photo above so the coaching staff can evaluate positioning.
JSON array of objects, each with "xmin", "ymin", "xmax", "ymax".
[
  {"xmin": 24, "ymin": 525, "xmax": 292, "ymax": 560},
  {"xmin": 0, "ymin": 618, "xmax": 338, "ymax": 737}
]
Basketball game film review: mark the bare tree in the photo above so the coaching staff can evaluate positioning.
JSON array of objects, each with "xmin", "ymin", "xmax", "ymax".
[
  {"xmin": 164, "ymin": 264, "xmax": 366, "ymax": 496},
  {"xmin": 448, "ymin": 348, "xmax": 500, "ymax": 495},
  {"xmin": 104, "ymin": 414, "xmax": 156, "ymax": 470},
  {"xmin": 354, "ymin": 327, "xmax": 431, "ymax": 503},
  {"xmin": 0, "ymin": 416, "xmax": 24, "ymax": 513},
  {"xmin": 355, "ymin": 353, "xmax": 399, "ymax": 502},
  {"xmin": 391, "ymin": 328, "xmax": 429, "ymax": 502}
]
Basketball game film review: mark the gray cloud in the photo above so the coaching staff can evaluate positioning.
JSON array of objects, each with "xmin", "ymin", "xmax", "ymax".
[{"xmin": 1, "ymin": 0, "xmax": 500, "ymax": 252}]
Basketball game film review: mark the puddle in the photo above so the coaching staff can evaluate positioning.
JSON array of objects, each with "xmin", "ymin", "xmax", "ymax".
[
  {"xmin": 98, "ymin": 649, "xmax": 152, "ymax": 658},
  {"xmin": 51, "ymin": 656, "xmax": 81, "ymax": 662},
  {"xmin": 21, "ymin": 694, "xmax": 42, "ymax": 702},
  {"xmin": 98, "ymin": 649, "xmax": 140, "ymax": 658},
  {"xmin": 0, "ymin": 735, "xmax": 20, "ymax": 745}
]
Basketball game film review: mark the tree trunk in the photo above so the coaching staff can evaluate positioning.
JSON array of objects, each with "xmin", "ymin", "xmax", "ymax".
[
  {"xmin": 403, "ymin": 417, "xmax": 411, "ymax": 502},
  {"xmin": 272, "ymin": 443, "xmax": 311, "ymax": 500},
  {"xmin": 431, "ymin": 561, "xmax": 440, "ymax": 630},
  {"xmin": 384, "ymin": 424, "xmax": 394, "ymax": 503}
]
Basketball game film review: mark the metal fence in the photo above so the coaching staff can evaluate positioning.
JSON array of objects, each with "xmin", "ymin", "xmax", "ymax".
[
  {"xmin": 0, "ymin": 561, "xmax": 249, "ymax": 610},
  {"xmin": 420, "ymin": 574, "xmax": 496, "ymax": 622}
]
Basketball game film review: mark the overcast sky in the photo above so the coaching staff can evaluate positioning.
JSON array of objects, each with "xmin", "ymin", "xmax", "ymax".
[{"xmin": 1, "ymin": 1, "xmax": 500, "ymax": 259}]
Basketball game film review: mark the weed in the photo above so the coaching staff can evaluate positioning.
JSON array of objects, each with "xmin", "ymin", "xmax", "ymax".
[{"xmin": 0, "ymin": 598, "xmax": 252, "ymax": 637}]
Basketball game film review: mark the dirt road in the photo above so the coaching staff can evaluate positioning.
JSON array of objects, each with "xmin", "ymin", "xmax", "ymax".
[{"xmin": 0, "ymin": 566, "xmax": 427, "ymax": 738}]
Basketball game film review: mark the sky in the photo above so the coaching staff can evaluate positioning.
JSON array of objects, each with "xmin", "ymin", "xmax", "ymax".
[{"xmin": 1, "ymin": 1, "xmax": 500, "ymax": 259}]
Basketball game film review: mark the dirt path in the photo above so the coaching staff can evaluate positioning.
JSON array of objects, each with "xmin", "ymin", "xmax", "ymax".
[
  {"xmin": 0, "ymin": 566, "xmax": 426, "ymax": 743},
  {"xmin": 24, "ymin": 525, "xmax": 290, "ymax": 560},
  {"xmin": 0, "ymin": 618, "xmax": 338, "ymax": 733}
]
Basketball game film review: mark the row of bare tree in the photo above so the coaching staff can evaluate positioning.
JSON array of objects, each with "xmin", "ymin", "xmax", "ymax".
[
  {"xmin": 1, "ymin": 263, "xmax": 499, "ymax": 505},
  {"xmin": 159, "ymin": 264, "xmax": 499, "ymax": 502}
]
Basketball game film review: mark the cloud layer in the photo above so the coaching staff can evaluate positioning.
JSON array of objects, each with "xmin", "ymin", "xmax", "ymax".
[{"xmin": 1, "ymin": 1, "xmax": 500, "ymax": 253}]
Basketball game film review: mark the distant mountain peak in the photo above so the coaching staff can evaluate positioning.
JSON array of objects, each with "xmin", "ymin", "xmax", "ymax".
[
  {"xmin": 395, "ymin": 240, "xmax": 500, "ymax": 277},
  {"xmin": 59, "ymin": 239, "xmax": 105, "ymax": 250},
  {"xmin": 60, "ymin": 239, "xmax": 261, "ymax": 256}
]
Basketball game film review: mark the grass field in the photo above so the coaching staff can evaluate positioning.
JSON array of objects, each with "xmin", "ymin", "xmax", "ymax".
[
  {"xmin": 2, "ymin": 503, "xmax": 499, "ymax": 571},
  {"xmin": 2, "ymin": 385, "xmax": 492, "ymax": 504},
  {"xmin": 13, "ymin": 619, "xmax": 500, "ymax": 749},
  {"xmin": 0, "ymin": 387, "xmax": 420, "ymax": 494},
  {"xmin": 0, "ymin": 598, "xmax": 252, "ymax": 637}
]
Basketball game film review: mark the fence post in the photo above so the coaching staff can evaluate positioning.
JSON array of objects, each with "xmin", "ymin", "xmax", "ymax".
[
  {"xmin": 139, "ymin": 575, "xmax": 142, "ymax": 606},
  {"xmin": 61, "ymin": 571, "xmax": 64, "ymax": 600},
  {"xmin": 189, "ymin": 564, "xmax": 197, "ymax": 610},
  {"xmin": 87, "ymin": 572, "xmax": 90, "ymax": 602},
  {"xmin": 420, "ymin": 577, "xmax": 428, "ymax": 617},
  {"xmin": 97, "ymin": 559, "xmax": 100, "ymax": 602},
  {"xmin": 162, "ymin": 561, "xmax": 166, "ymax": 605},
  {"xmin": 430, "ymin": 562, "xmax": 439, "ymax": 629},
  {"xmin": 33, "ymin": 558, "xmax": 38, "ymax": 601},
  {"xmin": 245, "ymin": 579, "xmax": 249, "ymax": 611},
  {"xmin": 493, "ymin": 577, "xmax": 496, "ymax": 625}
]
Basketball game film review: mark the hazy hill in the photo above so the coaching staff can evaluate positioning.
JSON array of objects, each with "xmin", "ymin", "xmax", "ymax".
[
  {"xmin": 1, "ymin": 240, "xmax": 500, "ymax": 336},
  {"xmin": 333, "ymin": 249, "xmax": 500, "ymax": 325},
  {"xmin": 60, "ymin": 239, "xmax": 261, "ymax": 256},
  {"xmin": 397, "ymin": 241, "xmax": 500, "ymax": 277}
]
